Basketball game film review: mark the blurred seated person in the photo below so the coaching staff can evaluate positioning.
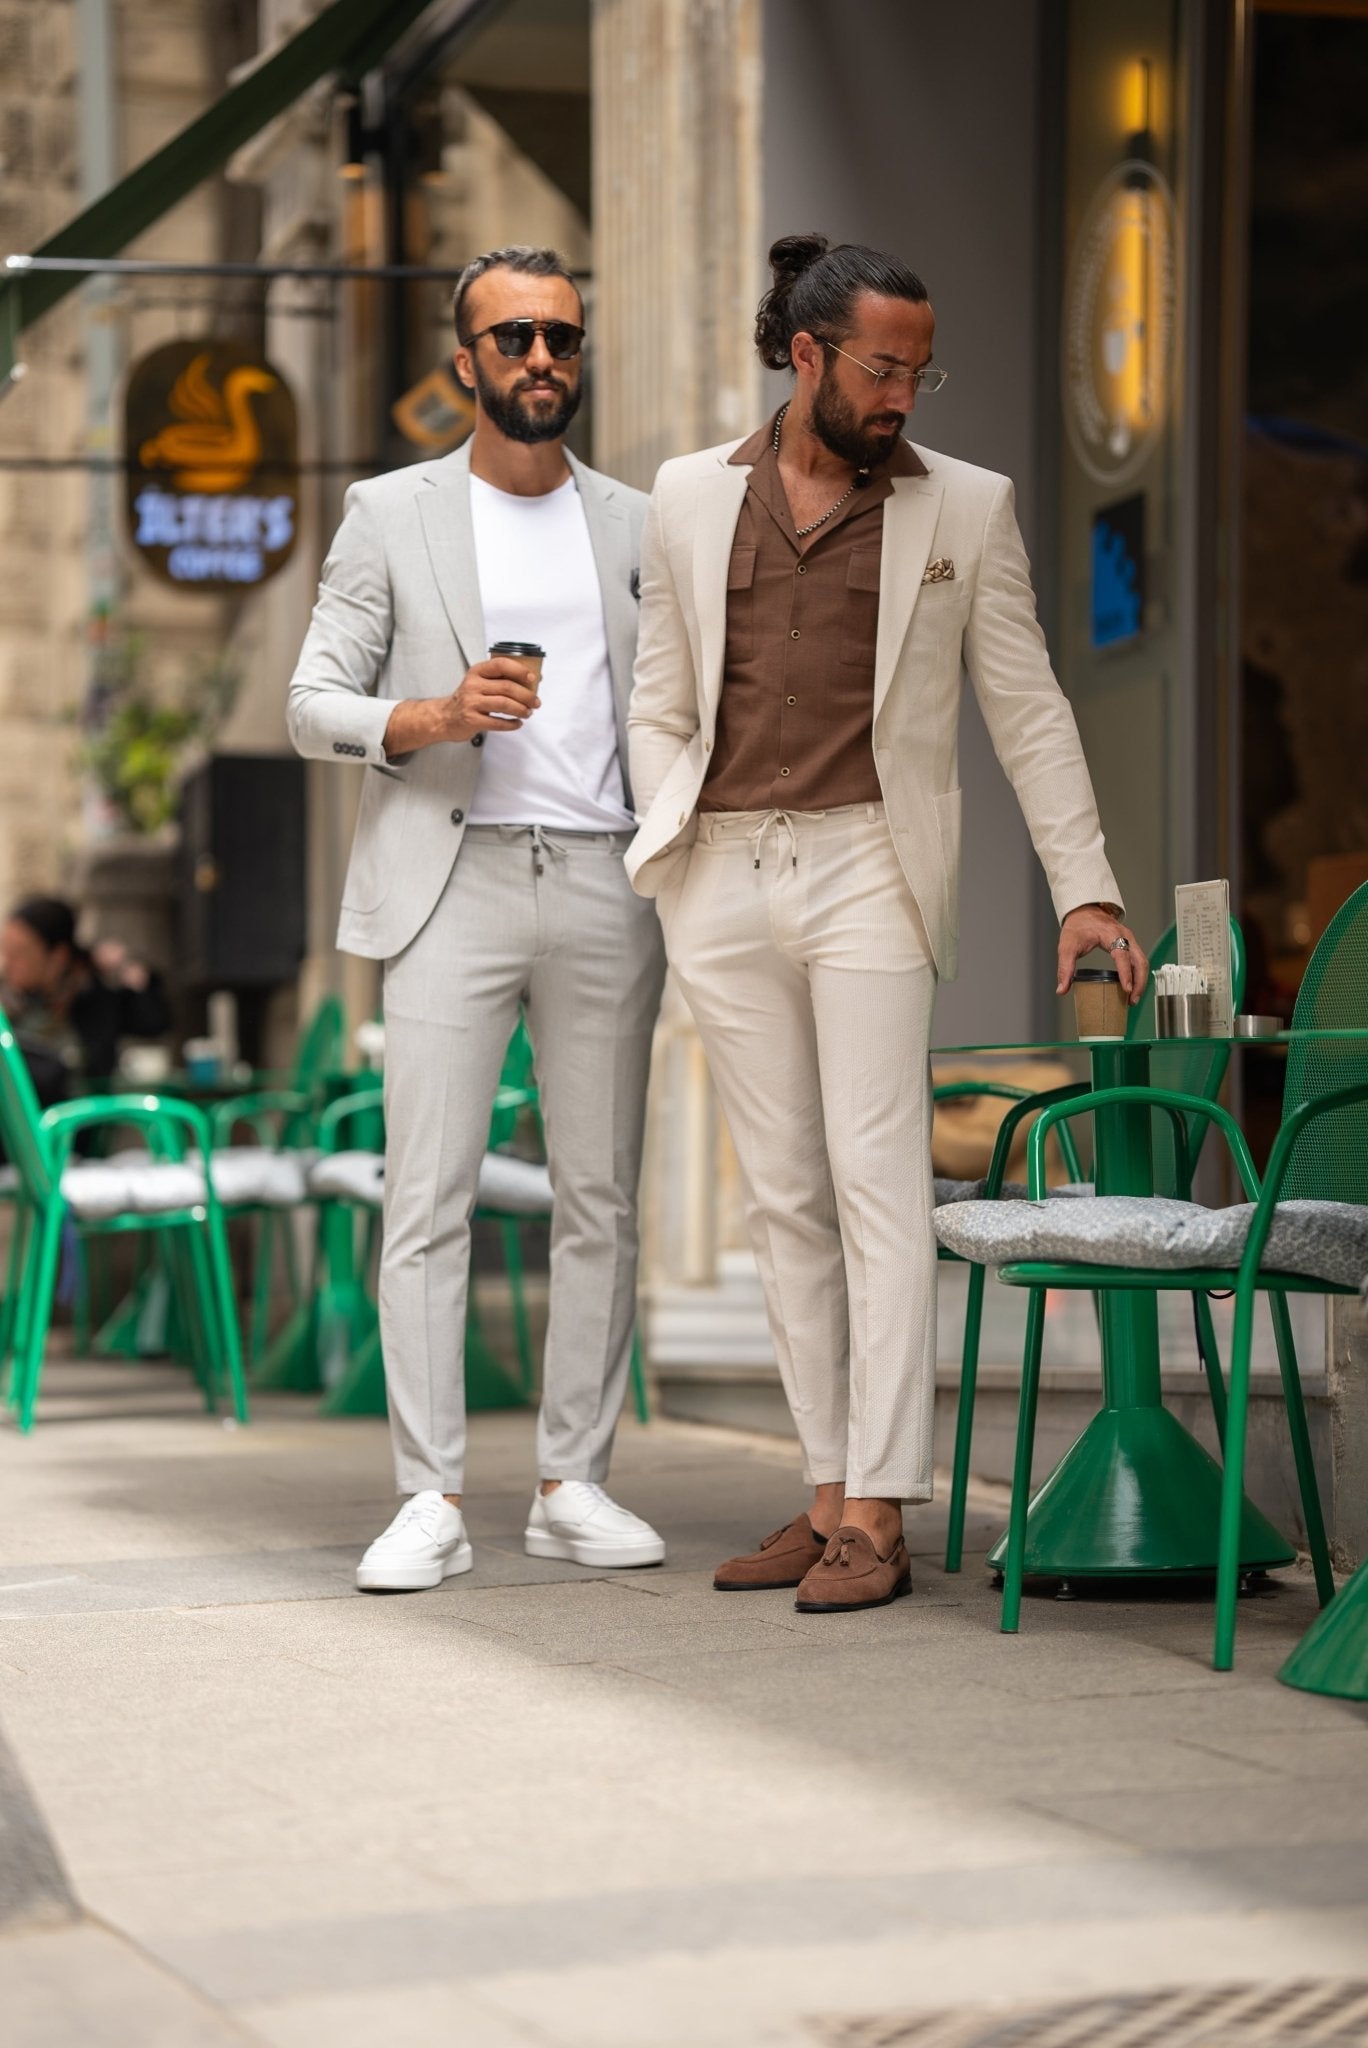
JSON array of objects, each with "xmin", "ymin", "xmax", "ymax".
[{"xmin": 0, "ymin": 895, "xmax": 171, "ymax": 1110}]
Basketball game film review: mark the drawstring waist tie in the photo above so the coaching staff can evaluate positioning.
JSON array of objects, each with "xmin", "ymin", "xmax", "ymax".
[{"xmin": 748, "ymin": 808, "xmax": 828, "ymax": 870}]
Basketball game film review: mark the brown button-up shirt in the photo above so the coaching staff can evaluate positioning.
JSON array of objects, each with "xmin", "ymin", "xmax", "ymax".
[{"xmin": 699, "ymin": 412, "xmax": 928, "ymax": 813}]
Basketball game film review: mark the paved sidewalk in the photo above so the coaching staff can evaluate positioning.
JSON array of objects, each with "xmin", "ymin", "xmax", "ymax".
[{"xmin": 2, "ymin": 1354, "xmax": 1368, "ymax": 2048}]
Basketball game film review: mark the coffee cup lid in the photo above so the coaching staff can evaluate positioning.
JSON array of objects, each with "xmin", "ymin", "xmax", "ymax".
[
  {"xmin": 1072, "ymin": 967, "xmax": 1122, "ymax": 984},
  {"xmin": 490, "ymin": 640, "xmax": 544, "ymax": 657}
]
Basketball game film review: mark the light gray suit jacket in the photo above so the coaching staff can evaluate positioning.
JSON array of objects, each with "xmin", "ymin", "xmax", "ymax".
[
  {"xmin": 286, "ymin": 441, "xmax": 648, "ymax": 960},
  {"xmin": 626, "ymin": 435, "xmax": 1122, "ymax": 982}
]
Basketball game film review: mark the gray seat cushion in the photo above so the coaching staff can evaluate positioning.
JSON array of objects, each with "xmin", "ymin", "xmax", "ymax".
[
  {"xmin": 305, "ymin": 1149, "xmax": 554, "ymax": 1217},
  {"xmin": 61, "ymin": 1159, "xmax": 205, "ymax": 1221},
  {"xmin": 105, "ymin": 1144, "xmax": 311, "ymax": 1211},
  {"xmin": 934, "ymin": 1194, "xmax": 1368, "ymax": 1289},
  {"xmin": 209, "ymin": 1145, "xmax": 312, "ymax": 1208},
  {"xmin": 476, "ymin": 1152, "xmax": 553, "ymax": 1216},
  {"xmin": 306, "ymin": 1150, "xmax": 385, "ymax": 1207}
]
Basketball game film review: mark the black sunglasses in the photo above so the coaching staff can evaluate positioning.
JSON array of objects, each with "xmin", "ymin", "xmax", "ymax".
[{"xmin": 459, "ymin": 319, "xmax": 585, "ymax": 361}]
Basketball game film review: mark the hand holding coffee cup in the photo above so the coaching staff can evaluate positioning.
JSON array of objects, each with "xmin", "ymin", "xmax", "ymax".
[
  {"xmin": 441, "ymin": 650, "xmax": 543, "ymax": 741},
  {"xmin": 1056, "ymin": 905, "xmax": 1148, "ymax": 1004}
]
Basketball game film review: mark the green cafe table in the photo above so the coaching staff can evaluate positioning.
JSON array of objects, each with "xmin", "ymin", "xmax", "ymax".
[{"xmin": 931, "ymin": 1029, "xmax": 1368, "ymax": 1581}]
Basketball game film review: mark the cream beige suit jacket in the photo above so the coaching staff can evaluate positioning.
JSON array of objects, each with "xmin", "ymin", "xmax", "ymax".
[{"xmin": 624, "ymin": 435, "xmax": 1122, "ymax": 982}]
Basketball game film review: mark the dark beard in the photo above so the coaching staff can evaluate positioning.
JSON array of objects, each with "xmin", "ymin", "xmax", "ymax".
[
  {"xmin": 472, "ymin": 357, "xmax": 582, "ymax": 444},
  {"xmin": 809, "ymin": 360, "xmax": 904, "ymax": 471}
]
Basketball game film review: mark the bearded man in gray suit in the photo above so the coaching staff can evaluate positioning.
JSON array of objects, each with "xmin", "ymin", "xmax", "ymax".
[{"xmin": 288, "ymin": 245, "xmax": 667, "ymax": 1591}]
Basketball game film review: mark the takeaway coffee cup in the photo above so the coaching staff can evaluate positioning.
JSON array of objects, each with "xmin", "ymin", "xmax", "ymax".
[
  {"xmin": 490, "ymin": 640, "xmax": 544, "ymax": 686},
  {"xmin": 1072, "ymin": 967, "xmax": 1128, "ymax": 1041}
]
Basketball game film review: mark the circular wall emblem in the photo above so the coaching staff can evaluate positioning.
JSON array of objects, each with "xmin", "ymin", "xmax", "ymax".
[{"xmin": 1063, "ymin": 161, "xmax": 1176, "ymax": 487}]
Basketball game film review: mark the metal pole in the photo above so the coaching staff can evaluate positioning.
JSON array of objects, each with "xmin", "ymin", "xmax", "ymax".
[{"xmin": 75, "ymin": 0, "xmax": 122, "ymax": 832}]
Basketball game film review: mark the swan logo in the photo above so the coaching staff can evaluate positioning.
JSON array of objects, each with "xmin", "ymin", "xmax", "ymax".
[{"xmin": 126, "ymin": 341, "xmax": 299, "ymax": 591}]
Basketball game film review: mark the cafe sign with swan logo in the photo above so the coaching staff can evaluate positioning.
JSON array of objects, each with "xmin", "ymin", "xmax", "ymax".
[{"xmin": 125, "ymin": 341, "xmax": 299, "ymax": 591}]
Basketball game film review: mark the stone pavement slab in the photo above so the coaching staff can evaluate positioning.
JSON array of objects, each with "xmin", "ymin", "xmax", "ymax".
[{"xmin": 2, "ymin": 1354, "xmax": 1368, "ymax": 2047}]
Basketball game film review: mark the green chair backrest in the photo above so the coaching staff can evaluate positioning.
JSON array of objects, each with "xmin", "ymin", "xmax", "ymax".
[
  {"xmin": 1125, "ymin": 917, "xmax": 1246, "ymax": 1197},
  {"xmin": 1280, "ymin": 879, "xmax": 1368, "ymax": 1203},
  {"xmin": 0, "ymin": 1010, "xmax": 55, "ymax": 1203},
  {"xmin": 292, "ymin": 995, "xmax": 345, "ymax": 1088}
]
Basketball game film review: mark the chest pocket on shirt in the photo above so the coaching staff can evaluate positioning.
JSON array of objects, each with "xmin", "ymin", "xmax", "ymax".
[
  {"xmin": 723, "ymin": 544, "xmax": 757, "ymax": 667},
  {"xmin": 840, "ymin": 547, "xmax": 883, "ymax": 668}
]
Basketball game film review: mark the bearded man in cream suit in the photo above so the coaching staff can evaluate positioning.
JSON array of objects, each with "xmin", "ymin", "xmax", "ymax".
[{"xmin": 627, "ymin": 234, "xmax": 1149, "ymax": 1614}]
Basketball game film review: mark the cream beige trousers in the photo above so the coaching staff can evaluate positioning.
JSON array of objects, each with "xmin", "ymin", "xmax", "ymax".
[{"xmin": 658, "ymin": 802, "xmax": 938, "ymax": 1500}]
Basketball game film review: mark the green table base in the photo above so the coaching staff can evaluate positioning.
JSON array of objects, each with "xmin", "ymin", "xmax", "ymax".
[
  {"xmin": 985, "ymin": 1406, "xmax": 1295, "ymax": 1577},
  {"xmin": 1278, "ymin": 1556, "xmax": 1368, "ymax": 1699}
]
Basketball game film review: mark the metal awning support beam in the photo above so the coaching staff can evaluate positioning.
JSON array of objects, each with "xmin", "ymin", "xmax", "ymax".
[{"xmin": 0, "ymin": 0, "xmax": 463, "ymax": 381}]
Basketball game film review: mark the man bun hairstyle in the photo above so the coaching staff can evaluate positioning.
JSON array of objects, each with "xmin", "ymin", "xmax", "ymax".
[
  {"xmin": 452, "ymin": 244, "xmax": 582, "ymax": 342},
  {"xmin": 754, "ymin": 233, "xmax": 929, "ymax": 372}
]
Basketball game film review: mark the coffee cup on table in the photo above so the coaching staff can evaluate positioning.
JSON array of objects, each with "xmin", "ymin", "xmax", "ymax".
[
  {"xmin": 1072, "ymin": 967, "xmax": 1128, "ymax": 1041},
  {"xmin": 489, "ymin": 640, "xmax": 544, "ymax": 686}
]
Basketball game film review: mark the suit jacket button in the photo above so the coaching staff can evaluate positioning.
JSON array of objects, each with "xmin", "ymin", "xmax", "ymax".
[
  {"xmin": 451, "ymin": 808, "xmax": 464, "ymax": 825},
  {"xmin": 333, "ymin": 742, "xmax": 344, "ymax": 754},
  {"xmin": 471, "ymin": 734, "xmax": 484, "ymax": 748}
]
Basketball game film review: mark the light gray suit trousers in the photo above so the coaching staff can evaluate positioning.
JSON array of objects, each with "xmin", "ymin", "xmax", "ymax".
[{"xmin": 382, "ymin": 826, "xmax": 665, "ymax": 1494}]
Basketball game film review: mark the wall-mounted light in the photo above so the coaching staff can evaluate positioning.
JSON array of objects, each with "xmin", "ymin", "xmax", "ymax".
[{"xmin": 1121, "ymin": 57, "xmax": 1152, "ymax": 148}]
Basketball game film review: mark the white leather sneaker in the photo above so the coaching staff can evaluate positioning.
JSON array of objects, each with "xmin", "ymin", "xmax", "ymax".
[
  {"xmin": 524, "ymin": 1481, "xmax": 666, "ymax": 1568},
  {"xmin": 356, "ymin": 1491, "xmax": 473, "ymax": 1591}
]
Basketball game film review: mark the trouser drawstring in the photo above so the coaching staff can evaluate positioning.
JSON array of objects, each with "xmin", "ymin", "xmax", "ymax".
[
  {"xmin": 528, "ymin": 823, "xmax": 570, "ymax": 877},
  {"xmin": 749, "ymin": 808, "xmax": 827, "ymax": 870}
]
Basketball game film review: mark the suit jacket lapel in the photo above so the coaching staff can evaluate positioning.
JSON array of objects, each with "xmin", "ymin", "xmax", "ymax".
[
  {"xmin": 874, "ymin": 472, "xmax": 946, "ymax": 721},
  {"xmin": 417, "ymin": 443, "xmax": 486, "ymax": 667},
  {"xmin": 694, "ymin": 461, "xmax": 751, "ymax": 720},
  {"xmin": 568, "ymin": 452, "xmax": 634, "ymax": 761}
]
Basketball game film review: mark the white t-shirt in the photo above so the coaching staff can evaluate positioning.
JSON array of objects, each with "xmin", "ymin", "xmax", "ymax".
[{"xmin": 467, "ymin": 473, "xmax": 631, "ymax": 830}]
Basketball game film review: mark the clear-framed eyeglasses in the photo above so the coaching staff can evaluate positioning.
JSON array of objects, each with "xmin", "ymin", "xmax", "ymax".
[{"xmin": 823, "ymin": 341, "xmax": 948, "ymax": 393}]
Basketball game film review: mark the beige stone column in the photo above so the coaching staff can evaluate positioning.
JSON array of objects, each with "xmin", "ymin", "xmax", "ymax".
[
  {"xmin": 591, "ymin": 0, "xmax": 764, "ymax": 490},
  {"xmin": 592, "ymin": 0, "xmax": 770, "ymax": 1398}
]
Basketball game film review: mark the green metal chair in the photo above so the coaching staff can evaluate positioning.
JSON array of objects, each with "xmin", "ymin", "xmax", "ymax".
[
  {"xmin": 0, "ymin": 1009, "xmax": 247, "ymax": 1431},
  {"xmin": 88, "ymin": 994, "xmax": 345, "ymax": 1372},
  {"xmin": 941, "ymin": 918, "xmax": 1245, "ymax": 1572},
  {"xmin": 957, "ymin": 885, "xmax": 1368, "ymax": 1670}
]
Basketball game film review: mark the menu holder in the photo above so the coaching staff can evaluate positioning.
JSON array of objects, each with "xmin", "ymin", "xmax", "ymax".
[{"xmin": 1175, "ymin": 880, "xmax": 1234, "ymax": 1038}]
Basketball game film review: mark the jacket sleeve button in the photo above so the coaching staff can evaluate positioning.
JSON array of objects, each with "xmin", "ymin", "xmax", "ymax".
[
  {"xmin": 472, "ymin": 734, "xmax": 484, "ymax": 748},
  {"xmin": 451, "ymin": 808, "xmax": 464, "ymax": 825}
]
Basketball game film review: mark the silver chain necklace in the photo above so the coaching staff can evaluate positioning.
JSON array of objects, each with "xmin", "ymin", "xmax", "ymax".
[{"xmin": 773, "ymin": 403, "xmax": 869, "ymax": 538}]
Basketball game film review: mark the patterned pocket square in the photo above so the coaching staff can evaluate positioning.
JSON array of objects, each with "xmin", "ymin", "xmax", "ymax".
[{"xmin": 922, "ymin": 557, "xmax": 955, "ymax": 584}]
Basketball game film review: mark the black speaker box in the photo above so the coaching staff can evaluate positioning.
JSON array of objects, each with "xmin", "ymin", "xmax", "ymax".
[{"xmin": 177, "ymin": 754, "xmax": 306, "ymax": 988}]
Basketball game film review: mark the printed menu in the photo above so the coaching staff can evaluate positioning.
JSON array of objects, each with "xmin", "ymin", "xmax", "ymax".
[{"xmin": 1175, "ymin": 880, "xmax": 1234, "ymax": 1037}]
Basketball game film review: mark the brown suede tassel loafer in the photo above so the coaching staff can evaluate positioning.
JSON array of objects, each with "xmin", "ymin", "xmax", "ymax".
[
  {"xmin": 713, "ymin": 1512, "xmax": 832, "ymax": 1591},
  {"xmin": 794, "ymin": 1526, "xmax": 912, "ymax": 1612}
]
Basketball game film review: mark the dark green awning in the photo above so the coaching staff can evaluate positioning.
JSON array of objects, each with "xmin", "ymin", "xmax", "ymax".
[{"xmin": 0, "ymin": 0, "xmax": 473, "ymax": 380}]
